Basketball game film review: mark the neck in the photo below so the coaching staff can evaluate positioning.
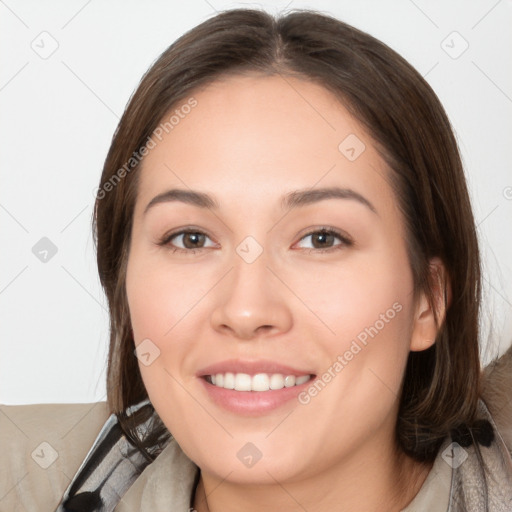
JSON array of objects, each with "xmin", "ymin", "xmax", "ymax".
[{"xmin": 193, "ymin": 440, "xmax": 433, "ymax": 512}]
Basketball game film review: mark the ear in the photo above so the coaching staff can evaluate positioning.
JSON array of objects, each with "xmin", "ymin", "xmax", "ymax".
[{"xmin": 410, "ymin": 257, "xmax": 452, "ymax": 352}]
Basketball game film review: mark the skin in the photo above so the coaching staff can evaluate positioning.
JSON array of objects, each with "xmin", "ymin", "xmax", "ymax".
[{"xmin": 125, "ymin": 73, "xmax": 449, "ymax": 512}]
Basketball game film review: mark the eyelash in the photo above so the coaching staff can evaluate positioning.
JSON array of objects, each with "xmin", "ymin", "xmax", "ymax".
[{"xmin": 156, "ymin": 227, "xmax": 353, "ymax": 255}]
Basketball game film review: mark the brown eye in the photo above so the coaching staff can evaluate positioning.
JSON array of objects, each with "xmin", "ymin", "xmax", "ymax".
[
  {"xmin": 296, "ymin": 228, "xmax": 353, "ymax": 253},
  {"xmin": 178, "ymin": 232, "xmax": 206, "ymax": 249},
  {"xmin": 158, "ymin": 229, "xmax": 215, "ymax": 253},
  {"xmin": 310, "ymin": 231, "xmax": 336, "ymax": 249}
]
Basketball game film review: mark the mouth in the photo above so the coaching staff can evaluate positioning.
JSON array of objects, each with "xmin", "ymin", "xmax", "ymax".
[
  {"xmin": 196, "ymin": 359, "xmax": 316, "ymax": 415},
  {"xmin": 203, "ymin": 372, "xmax": 314, "ymax": 391}
]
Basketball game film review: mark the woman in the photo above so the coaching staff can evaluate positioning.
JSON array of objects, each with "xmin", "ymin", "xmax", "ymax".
[{"xmin": 1, "ymin": 7, "xmax": 511, "ymax": 512}]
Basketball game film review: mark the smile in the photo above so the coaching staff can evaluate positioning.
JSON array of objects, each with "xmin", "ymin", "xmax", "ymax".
[{"xmin": 205, "ymin": 372, "xmax": 313, "ymax": 391}]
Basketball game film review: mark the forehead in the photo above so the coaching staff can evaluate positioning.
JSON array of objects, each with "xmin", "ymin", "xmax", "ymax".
[{"xmin": 135, "ymin": 73, "xmax": 393, "ymax": 217}]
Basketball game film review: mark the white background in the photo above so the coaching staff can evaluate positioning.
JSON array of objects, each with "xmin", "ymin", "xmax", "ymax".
[{"xmin": 1, "ymin": 0, "xmax": 511, "ymax": 405}]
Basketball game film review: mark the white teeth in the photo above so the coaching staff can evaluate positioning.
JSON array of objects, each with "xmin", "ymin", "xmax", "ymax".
[
  {"xmin": 269, "ymin": 374, "xmax": 284, "ymax": 389},
  {"xmin": 295, "ymin": 375, "xmax": 310, "ymax": 385},
  {"xmin": 284, "ymin": 375, "xmax": 296, "ymax": 387},
  {"xmin": 206, "ymin": 372, "xmax": 312, "ymax": 391},
  {"xmin": 223, "ymin": 372, "xmax": 235, "ymax": 389},
  {"xmin": 252, "ymin": 373, "xmax": 270, "ymax": 391},
  {"xmin": 234, "ymin": 373, "xmax": 252, "ymax": 391}
]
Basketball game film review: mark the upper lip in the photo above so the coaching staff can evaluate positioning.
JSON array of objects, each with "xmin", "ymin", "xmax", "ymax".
[{"xmin": 196, "ymin": 359, "xmax": 315, "ymax": 377}]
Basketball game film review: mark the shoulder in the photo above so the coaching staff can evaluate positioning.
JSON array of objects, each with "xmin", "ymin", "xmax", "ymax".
[
  {"xmin": 0, "ymin": 401, "xmax": 110, "ymax": 510},
  {"xmin": 481, "ymin": 341, "xmax": 512, "ymax": 453}
]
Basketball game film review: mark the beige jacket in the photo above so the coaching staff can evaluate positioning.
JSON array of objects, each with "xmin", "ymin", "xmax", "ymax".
[{"xmin": 1, "ymin": 344, "xmax": 511, "ymax": 511}]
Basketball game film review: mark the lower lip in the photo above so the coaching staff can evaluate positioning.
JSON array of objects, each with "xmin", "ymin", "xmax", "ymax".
[{"xmin": 198, "ymin": 376, "xmax": 315, "ymax": 416}]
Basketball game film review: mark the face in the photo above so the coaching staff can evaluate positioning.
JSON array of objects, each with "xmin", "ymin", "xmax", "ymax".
[{"xmin": 125, "ymin": 73, "xmax": 424, "ymax": 485}]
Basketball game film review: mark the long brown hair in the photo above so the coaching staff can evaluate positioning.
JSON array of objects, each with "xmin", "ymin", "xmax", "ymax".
[{"xmin": 93, "ymin": 8, "xmax": 482, "ymax": 463}]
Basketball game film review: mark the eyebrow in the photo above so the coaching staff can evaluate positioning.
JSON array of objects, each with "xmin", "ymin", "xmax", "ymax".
[{"xmin": 143, "ymin": 186, "xmax": 377, "ymax": 215}]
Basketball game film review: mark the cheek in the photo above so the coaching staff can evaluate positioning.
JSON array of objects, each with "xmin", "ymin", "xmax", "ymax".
[
  {"xmin": 300, "ymin": 247, "xmax": 415, "ymax": 405},
  {"xmin": 126, "ymin": 249, "xmax": 208, "ymax": 345},
  {"xmin": 293, "ymin": 247, "xmax": 413, "ymax": 347},
  {"xmin": 125, "ymin": 251, "xmax": 212, "ymax": 428}
]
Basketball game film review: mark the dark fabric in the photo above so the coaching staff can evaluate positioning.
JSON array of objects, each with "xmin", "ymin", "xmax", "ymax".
[
  {"xmin": 448, "ymin": 400, "xmax": 512, "ymax": 511},
  {"xmin": 55, "ymin": 400, "xmax": 156, "ymax": 512}
]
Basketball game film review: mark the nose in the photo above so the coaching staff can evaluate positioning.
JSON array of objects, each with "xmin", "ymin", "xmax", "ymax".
[{"xmin": 209, "ymin": 247, "xmax": 293, "ymax": 341}]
